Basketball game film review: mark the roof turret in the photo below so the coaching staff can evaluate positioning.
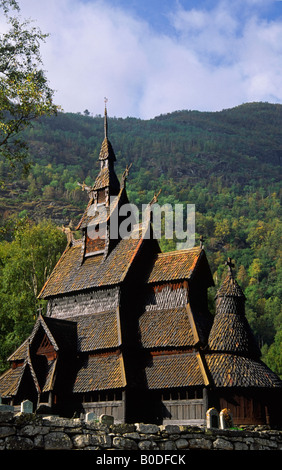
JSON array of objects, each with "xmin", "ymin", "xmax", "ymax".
[{"xmin": 208, "ymin": 259, "xmax": 261, "ymax": 359}]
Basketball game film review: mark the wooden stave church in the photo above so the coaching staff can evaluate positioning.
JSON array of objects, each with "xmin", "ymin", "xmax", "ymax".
[{"xmin": 0, "ymin": 107, "xmax": 281, "ymax": 426}]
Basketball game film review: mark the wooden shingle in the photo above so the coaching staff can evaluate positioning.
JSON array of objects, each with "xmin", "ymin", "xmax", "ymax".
[
  {"xmin": 139, "ymin": 307, "xmax": 195, "ymax": 348},
  {"xmin": 208, "ymin": 270, "xmax": 260, "ymax": 358},
  {"xmin": 68, "ymin": 311, "xmax": 120, "ymax": 352},
  {"xmin": 144, "ymin": 352, "xmax": 205, "ymax": 389},
  {"xmin": 206, "ymin": 353, "xmax": 282, "ymax": 388},
  {"xmin": 73, "ymin": 353, "xmax": 126, "ymax": 392},
  {"xmin": 147, "ymin": 248, "xmax": 202, "ymax": 283}
]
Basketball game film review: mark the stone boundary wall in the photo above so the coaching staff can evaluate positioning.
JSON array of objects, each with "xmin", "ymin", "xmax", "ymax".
[{"xmin": 0, "ymin": 410, "xmax": 282, "ymax": 451}]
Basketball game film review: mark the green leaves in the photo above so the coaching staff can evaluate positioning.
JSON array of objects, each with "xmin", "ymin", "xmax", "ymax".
[
  {"xmin": 0, "ymin": 1, "xmax": 58, "ymax": 171},
  {"xmin": 0, "ymin": 219, "xmax": 66, "ymax": 372}
]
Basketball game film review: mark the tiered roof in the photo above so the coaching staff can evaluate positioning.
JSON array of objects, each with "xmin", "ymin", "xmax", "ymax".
[
  {"xmin": 206, "ymin": 264, "xmax": 282, "ymax": 388},
  {"xmin": 208, "ymin": 269, "xmax": 260, "ymax": 358}
]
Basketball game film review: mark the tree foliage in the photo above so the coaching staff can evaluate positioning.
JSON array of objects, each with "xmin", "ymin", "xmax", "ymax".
[
  {"xmin": 0, "ymin": 0, "xmax": 58, "ymax": 173},
  {"xmin": 0, "ymin": 219, "xmax": 66, "ymax": 372}
]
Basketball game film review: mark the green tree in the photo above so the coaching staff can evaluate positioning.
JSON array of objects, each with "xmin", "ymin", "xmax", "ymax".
[
  {"xmin": 262, "ymin": 329, "xmax": 282, "ymax": 379},
  {"xmin": 248, "ymin": 258, "xmax": 262, "ymax": 285},
  {"xmin": 0, "ymin": 219, "xmax": 66, "ymax": 372},
  {"xmin": 0, "ymin": 0, "xmax": 58, "ymax": 173}
]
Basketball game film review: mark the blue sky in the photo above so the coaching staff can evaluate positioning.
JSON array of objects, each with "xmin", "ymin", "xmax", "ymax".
[{"xmin": 11, "ymin": 0, "xmax": 282, "ymax": 118}]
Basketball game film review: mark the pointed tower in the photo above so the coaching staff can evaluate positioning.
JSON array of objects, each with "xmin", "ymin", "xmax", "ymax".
[
  {"xmin": 76, "ymin": 99, "xmax": 128, "ymax": 258},
  {"xmin": 92, "ymin": 99, "xmax": 120, "ymax": 203},
  {"xmin": 208, "ymin": 258, "xmax": 261, "ymax": 358},
  {"xmin": 204, "ymin": 258, "xmax": 282, "ymax": 425}
]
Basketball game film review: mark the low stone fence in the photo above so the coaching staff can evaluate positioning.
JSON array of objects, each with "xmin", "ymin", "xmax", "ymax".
[{"xmin": 0, "ymin": 410, "xmax": 281, "ymax": 451}]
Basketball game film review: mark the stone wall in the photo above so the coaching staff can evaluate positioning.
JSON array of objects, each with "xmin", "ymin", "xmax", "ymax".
[{"xmin": 0, "ymin": 410, "xmax": 281, "ymax": 451}]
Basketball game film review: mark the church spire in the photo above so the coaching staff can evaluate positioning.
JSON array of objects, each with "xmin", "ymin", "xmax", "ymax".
[
  {"xmin": 104, "ymin": 97, "xmax": 108, "ymax": 139},
  {"xmin": 98, "ymin": 99, "xmax": 116, "ymax": 163}
]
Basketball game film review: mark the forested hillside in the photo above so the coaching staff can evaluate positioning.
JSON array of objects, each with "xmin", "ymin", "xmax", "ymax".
[{"xmin": 0, "ymin": 102, "xmax": 281, "ymax": 376}]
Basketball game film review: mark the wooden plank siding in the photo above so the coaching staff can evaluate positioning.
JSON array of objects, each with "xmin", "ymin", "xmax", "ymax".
[
  {"xmin": 162, "ymin": 398, "xmax": 205, "ymax": 424},
  {"xmin": 219, "ymin": 393, "xmax": 267, "ymax": 425}
]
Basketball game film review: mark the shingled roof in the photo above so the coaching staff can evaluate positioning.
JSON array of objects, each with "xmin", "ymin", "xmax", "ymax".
[
  {"xmin": 148, "ymin": 247, "xmax": 204, "ymax": 283},
  {"xmin": 38, "ymin": 226, "xmax": 213, "ymax": 300},
  {"xmin": 92, "ymin": 164, "xmax": 120, "ymax": 192},
  {"xmin": 38, "ymin": 235, "xmax": 143, "ymax": 298},
  {"xmin": 215, "ymin": 269, "xmax": 245, "ymax": 299},
  {"xmin": 204, "ymin": 265, "xmax": 282, "ymax": 389},
  {"xmin": 139, "ymin": 307, "xmax": 195, "ymax": 349},
  {"xmin": 205, "ymin": 353, "xmax": 282, "ymax": 388},
  {"xmin": 144, "ymin": 352, "xmax": 206, "ymax": 390},
  {"xmin": 0, "ymin": 363, "xmax": 34, "ymax": 398},
  {"xmin": 0, "ymin": 347, "xmax": 40, "ymax": 399},
  {"xmin": 0, "ymin": 315, "xmax": 77, "ymax": 398},
  {"xmin": 76, "ymin": 183, "xmax": 127, "ymax": 230},
  {"xmin": 208, "ymin": 269, "xmax": 260, "ymax": 358},
  {"xmin": 73, "ymin": 353, "xmax": 126, "ymax": 392},
  {"xmin": 99, "ymin": 136, "xmax": 116, "ymax": 162},
  {"xmin": 139, "ymin": 302, "xmax": 212, "ymax": 350},
  {"xmin": 68, "ymin": 311, "xmax": 121, "ymax": 353}
]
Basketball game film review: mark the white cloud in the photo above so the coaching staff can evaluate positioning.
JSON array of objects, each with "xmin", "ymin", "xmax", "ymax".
[{"xmin": 12, "ymin": 0, "xmax": 282, "ymax": 118}]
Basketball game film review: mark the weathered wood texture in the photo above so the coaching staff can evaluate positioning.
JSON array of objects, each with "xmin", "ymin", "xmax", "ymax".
[
  {"xmin": 47, "ymin": 287, "xmax": 120, "ymax": 319},
  {"xmin": 162, "ymin": 398, "xmax": 204, "ymax": 424},
  {"xmin": 144, "ymin": 282, "xmax": 188, "ymax": 310}
]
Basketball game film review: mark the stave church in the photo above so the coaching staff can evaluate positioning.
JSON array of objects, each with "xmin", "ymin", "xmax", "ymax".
[{"xmin": 0, "ymin": 105, "xmax": 281, "ymax": 426}]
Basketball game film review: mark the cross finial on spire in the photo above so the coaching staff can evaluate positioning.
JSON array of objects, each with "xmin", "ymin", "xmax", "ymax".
[
  {"xmin": 225, "ymin": 257, "xmax": 235, "ymax": 274},
  {"xmin": 104, "ymin": 97, "xmax": 108, "ymax": 138}
]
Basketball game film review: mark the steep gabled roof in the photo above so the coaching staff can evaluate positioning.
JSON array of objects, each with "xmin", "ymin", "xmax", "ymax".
[
  {"xmin": 92, "ymin": 164, "xmax": 120, "ymax": 192},
  {"xmin": 39, "ymin": 240, "xmax": 214, "ymax": 299},
  {"xmin": 0, "ymin": 364, "xmax": 25, "ymax": 398},
  {"xmin": 7, "ymin": 338, "xmax": 29, "ymax": 362},
  {"xmin": 76, "ymin": 185, "xmax": 127, "ymax": 230},
  {"xmin": 0, "ymin": 346, "xmax": 40, "ymax": 398},
  {"xmin": 28, "ymin": 314, "xmax": 77, "ymax": 353},
  {"xmin": 0, "ymin": 315, "xmax": 77, "ymax": 398},
  {"xmin": 147, "ymin": 247, "xmax": 213, "ymax": 285},
  {"xmin": 38, "ymin": 230, "xmax": 145, "ymax": 298}
]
